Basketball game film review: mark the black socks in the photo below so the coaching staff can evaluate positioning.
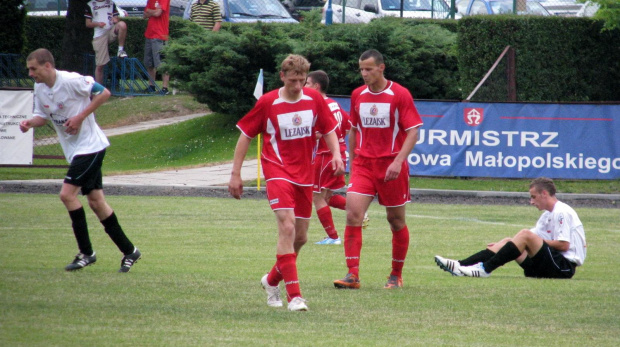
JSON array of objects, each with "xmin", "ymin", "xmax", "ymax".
[
  {"xmin": 101, "ymin": 212, "xmax": 135, "ymax": 255},
  {"xmin": 459, "ymin": 249, "xmax": 495, "ymax": 266},
  {"xmin": 69, "ymin": 207, "xmax": 93, "ymax": 256},
  {"xmin": 483, "ymin": 241, "xmax": 522, "ymax": 273}
]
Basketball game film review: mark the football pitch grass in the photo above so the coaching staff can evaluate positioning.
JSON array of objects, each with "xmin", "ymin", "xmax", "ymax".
[{"xmin": 1, "ymin": 193, "xmax": 618, "ymax": 346}]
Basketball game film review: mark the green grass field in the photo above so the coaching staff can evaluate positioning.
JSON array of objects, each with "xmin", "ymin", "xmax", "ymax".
[{"xmin": 1, "ymin": 194, "xmax": 618, "ymax": 346}]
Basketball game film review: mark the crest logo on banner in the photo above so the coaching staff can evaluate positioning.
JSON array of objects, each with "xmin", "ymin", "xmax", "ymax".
[{"xmin": 464, "ymin": 108, "xmax": 483, "ymax": 126}]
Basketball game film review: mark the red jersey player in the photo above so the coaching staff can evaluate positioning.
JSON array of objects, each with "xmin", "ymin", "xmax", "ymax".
[
  {"xmin": 228, "ymin": 55, "xmax": 345, "ymax": 311},
  {"xmin": 333, "ymin": 49, "xmax": 423, "ymax": 290},
  {"xmin": 304, "ymin": 70, "xmax": 352, "ymax": 245}
]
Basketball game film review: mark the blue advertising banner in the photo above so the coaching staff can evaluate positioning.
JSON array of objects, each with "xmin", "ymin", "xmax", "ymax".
[{"xmin": 332, "ymin": 98, "xmax": 620, "ymax": 179}]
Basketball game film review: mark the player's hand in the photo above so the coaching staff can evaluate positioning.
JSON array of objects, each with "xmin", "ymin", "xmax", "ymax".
[
  {"xmin": 228, "ymin": 175, "xmax": 244, "ymax": 199},
  {"xmin": 99, "ymin": 22, "xmax": 106, "ymax": 28},
  {"xmin": 63, "ymin": 117, "xmax": 83, "ymax": 135},
  {"xmin": 332, "ymin": 157, "xmax": 345, "ymax": 176},
  {"xmin": 384, "ymin": 160, "xmax": 402, "ymax": 181},
  {"xmin": 19, "ymin": 120, "xmax": 32, "ymax": 133}
]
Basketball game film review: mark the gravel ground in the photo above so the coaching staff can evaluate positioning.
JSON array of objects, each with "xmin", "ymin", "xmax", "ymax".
[{"xmin": 1, "ymin": 182, "xmax": 617, "ymax": 209}]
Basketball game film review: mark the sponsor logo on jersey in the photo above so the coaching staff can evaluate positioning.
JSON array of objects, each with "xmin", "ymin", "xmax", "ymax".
[
  {"xmin": 279, "ymin": 110, "xmax": 313, "ymax": 140},
  {"xmin": 57, "ymin": 102, "xmax": 64, "ymax": 110},
  {"xmin": 43, "ymin": 104, "xmax": 49, "ymax": 108},
  {"xmin": 269, "ymin": 198, "xmax": 279, "ymax": 205},
  {"xmin": 360, "ymin": 102, "xmax": 390, "ymax": 128},
  {"xmin": 464, "ymin": 108, "xmax": 484, "ymax": 126}
]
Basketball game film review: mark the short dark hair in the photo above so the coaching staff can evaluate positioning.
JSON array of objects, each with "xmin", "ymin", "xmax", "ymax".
[
  {"xmin": 530, "ymin": 177, "xmax": 556, "ymax": 196},
  {"xmin": 26, "ymin": 48, "xmax": 55, "ymax": 68},
  {"xmin": 307, "ymin": 70, "xmax": 329, "ymax": 93},
  {"xmin": 359, "ymin": 49, "xmax": 384, "ymax": 65}
]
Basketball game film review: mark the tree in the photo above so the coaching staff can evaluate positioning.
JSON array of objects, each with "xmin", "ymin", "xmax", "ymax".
[
  {"xmin": 585, "ymin": 0, "xmax": 620, "ymax": 31},
  {"xmin": 0, "ymin": 0, "xmax": 27, "ymax": 54},
  {"xmin": 61, "ymin": 0, "xmax": 93, "ymax": 73}
]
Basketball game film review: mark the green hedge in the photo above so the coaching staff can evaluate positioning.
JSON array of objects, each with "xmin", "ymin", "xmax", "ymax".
[
  {"xmin": 458, "ymin": 16, "xmax": 620, "ymax": 102},
  {"xmin": 163, "ymin": 16, "xmax": 460, "ymax": 117},
  {"xmin": 0, "ymin": 0, "xmax": 27, "ymax": 55}
]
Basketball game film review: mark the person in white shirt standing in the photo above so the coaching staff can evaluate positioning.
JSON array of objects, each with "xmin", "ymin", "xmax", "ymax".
[
  {"xmin": 20, "ymin": 48, "xmax": 141, "ymax": 273},
  {"xmin": 85, "ymin": 0, "xmax": 129, "ymax": 84},
  {"xmin": 435, "ymin": 177, "xmax": 586, "ymax": 279}
]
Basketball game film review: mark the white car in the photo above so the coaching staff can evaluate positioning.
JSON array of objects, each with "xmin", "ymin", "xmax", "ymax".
[
  {"xmin": 26, "ymin": 0, "xmax": 128, "ymax": 17},
  {"xmin": 323, "ymin": 0, "xmax": 451, "ymax": 24}
]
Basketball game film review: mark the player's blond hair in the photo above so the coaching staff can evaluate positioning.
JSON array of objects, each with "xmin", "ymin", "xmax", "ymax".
[
  {"xmin": 27, "ymin": 48, "xmax": 55, "ymax": 68},
  {"xmin": 280, "ymin": 54, "xmax": 310, "ymax": 76}
]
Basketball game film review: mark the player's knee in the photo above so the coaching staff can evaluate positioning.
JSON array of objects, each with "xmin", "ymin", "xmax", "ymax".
[{"xmin": 346, "ymin": 210, "xmax": 364, "ymax": 225}]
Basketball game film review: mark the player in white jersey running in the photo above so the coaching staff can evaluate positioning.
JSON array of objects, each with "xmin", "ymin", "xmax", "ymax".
[
  {"xmin": 20, "ymin": 48, "xmax": 141, "ymax": 273},
  {"xmin": 85, "ymin": 0, "xmax": 129, "ymax": 84},
  {"xmin": 435, "ymin": 177, "xmax": 586, "ymax": 279}
]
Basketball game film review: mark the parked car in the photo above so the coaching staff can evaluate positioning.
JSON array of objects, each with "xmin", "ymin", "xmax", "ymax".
[
  {"xmin": 25, "ymin": 0, "xmax": 128, "ymax": 17},
  {"xmin": 114, "ymin": 0, "xmax": 190, "ymax": 18},
  {"xmin": 455, "ymin": 0, "xmax": 550, "ymax": 16},
  {"xmin": 322, "ymin": 0, "xmax": 451, "ymax": 24},
  {"xmin": 184, "ymin": 0, "xmax": 297, "ymax": 23},
  {"xmin": 538, "ymin": 0, "xmax": 598, "ymax": 17},
  {"xmin": 281, "ymin": 0, "xmax": 326, "ymax": 20}
]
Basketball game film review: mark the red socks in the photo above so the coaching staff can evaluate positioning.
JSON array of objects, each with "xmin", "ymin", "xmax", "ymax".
[
  {"xmin": 328, "ymin": 194, "xmax": 346, "ymax": 210},
  {"xmin": 317, "ymin": 206, "xmax": 338, "ymax": 239},
  {"xmin": 274, "ymin": 253, "xmax": 301, "ymax": 302},
  {"xmin": 343, "ymin": 225, "xmax": 363, "ymax": 276},
  {"xmin": 390, "ymin": 226, "xmax": 410, "ymax": 277}
]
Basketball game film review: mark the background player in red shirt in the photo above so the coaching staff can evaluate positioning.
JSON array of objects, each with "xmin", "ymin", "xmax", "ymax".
[
  {"xmin": 305, "ymin": 70, "xmax": 352, "ymax": 245},
  {"xmin": 334, "ymin": 49, "xmax": 423, "ymax": 290},
  {"xmin": 228, "ymin": 55, "xmax": 345, "ymax": 311}
]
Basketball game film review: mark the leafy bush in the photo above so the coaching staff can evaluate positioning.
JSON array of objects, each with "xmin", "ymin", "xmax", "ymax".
[
  {"xmin": 165, "ymin": 17, "xmax": 460, "ymax": 118},
  {"xmin": 458, "ymin": 16, "xmax": 620, "ymax": 102}
]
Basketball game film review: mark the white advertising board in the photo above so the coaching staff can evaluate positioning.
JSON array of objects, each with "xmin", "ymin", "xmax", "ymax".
[{"xmin": 0, "ymin": 90, "xmax": 34, "ymax": 165}]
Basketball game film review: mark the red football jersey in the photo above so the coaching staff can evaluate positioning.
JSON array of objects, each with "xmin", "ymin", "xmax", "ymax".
[
  {"xmin": 237, "ymin": 87, "xmax": 338, "ymax": 185},
  {"xmin": 349, "ymin": 81, "xmax": 423, "ymax": 159},
  {"xmin": 315, "ymin": 97, "xmax": 351, "ymax": 155}
]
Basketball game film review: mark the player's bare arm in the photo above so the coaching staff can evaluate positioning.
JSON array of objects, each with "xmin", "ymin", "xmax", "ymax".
[
  {"xmin": 85, "ymin": 18, "xmax": 106, "ymax": 29},
  {"xmin": 348, "ymin": 127, "xmax": 358, "ymax": 163},
  {"xmin": 63, "ymin": 88, "xmax": 111, "ymax": 135},
  {"xmin": 228, "ymin": 135, "xmax": 252, "ymax": 199},
  {"xmin": 385, "ymin": 127, "xmax": 419, "ymax": 181},
  {"xmin": 545, "ymin": 239, "xmax": 570, "ymax": 252},
  {"xmin": 19, "ymin": 116, "xmax": 47, "ymax": 133},
  {"xmin": 323, "ymin": 131, "xmax": 344, "ymax": 175}
]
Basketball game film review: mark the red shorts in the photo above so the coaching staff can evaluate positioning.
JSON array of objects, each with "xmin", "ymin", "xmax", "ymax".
[
  {"xmin": 313, "ymin": 152, "xmax": 346, "ymax": 193},
  {"xmin": 266, "ymin": 179, "xmax": 313, "ymax": 219},
  {"xmin": 347, "ymin": 156, "xmax": 410, "ymax": 207}
]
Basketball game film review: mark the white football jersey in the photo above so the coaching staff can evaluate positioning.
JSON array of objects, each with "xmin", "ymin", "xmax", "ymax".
[
  {"xmin": 85, "ymin": 0, "xmax": 120, "ymax": 38},
  {"xmin": 530, "ymin": 200, "xmax": 587, "ymax": 265},
  {"xmin": 33, "ymin": 70, "xmax": 109, "ymax": 162}
]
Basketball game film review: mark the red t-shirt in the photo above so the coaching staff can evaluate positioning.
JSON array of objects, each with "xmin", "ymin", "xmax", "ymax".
[
  {"xmin": 144, "ymin": 0, "xmax": 170, "ymax": 40},
  {"xmin": 349, "ymin": 81, "xmax": 423, "ymax": 159},
  {"xmin": 237, "ymin": 87, "xmax": 338, "ymax": 186},
  {"xmin": 315, "ymin": 97, "xmax": 351, "ymax": 155}
]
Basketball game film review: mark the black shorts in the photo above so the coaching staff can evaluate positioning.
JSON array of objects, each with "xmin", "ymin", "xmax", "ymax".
[
  {"xmin": 519, "ymin": 242, "xmax": 576, "ymax": 279},
  {"xmin": 64, "ymin": 149, "xmax": 106, "ymax": 196}
]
